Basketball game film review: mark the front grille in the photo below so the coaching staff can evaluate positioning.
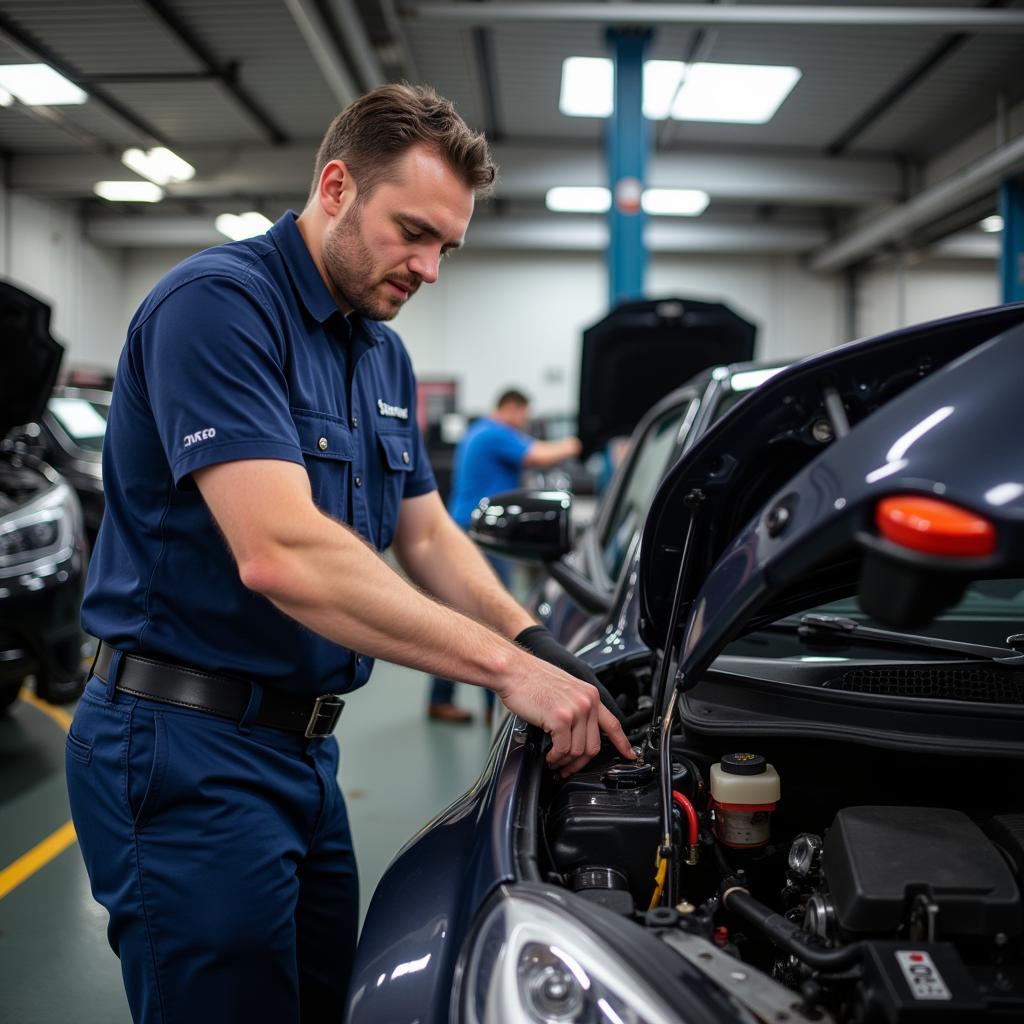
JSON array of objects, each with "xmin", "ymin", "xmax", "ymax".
[{"xmin": 823, "ymin": 665, "xmax": 1024, "ymax": 704}]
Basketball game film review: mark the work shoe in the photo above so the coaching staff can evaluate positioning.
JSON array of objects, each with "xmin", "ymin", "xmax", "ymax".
[{"xmin": 428, "ymin": 703, "xmax": 473, "ymax": 723}]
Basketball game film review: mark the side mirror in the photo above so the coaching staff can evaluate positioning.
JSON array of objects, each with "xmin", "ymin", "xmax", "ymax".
[{"xmin": 469, "ymin": 489, "xmax": 572, "ymax": 563}]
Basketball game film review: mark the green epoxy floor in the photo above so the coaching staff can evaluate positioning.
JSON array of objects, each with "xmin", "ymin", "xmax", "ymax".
[{"xmin": 0, "ymin": 664, "xmax": 494, "ymax": 1023}]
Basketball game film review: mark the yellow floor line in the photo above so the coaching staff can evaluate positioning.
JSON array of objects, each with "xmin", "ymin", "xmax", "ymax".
[
  {"xmin": 0, "ymin": 820, "xmax": 78, "ymax": 900},
  {"xmin": 17, "ymin": 686, "xmax": 74, "ymax": 732},
  {"xmin": 0, "ymin": 688, "xmax": 78, "ymax": 900}
]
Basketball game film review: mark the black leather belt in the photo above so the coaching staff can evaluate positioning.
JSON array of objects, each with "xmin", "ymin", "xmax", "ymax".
[{"xmin": 93, "ymin": 643, "xmax": 345, "ymax": 738}]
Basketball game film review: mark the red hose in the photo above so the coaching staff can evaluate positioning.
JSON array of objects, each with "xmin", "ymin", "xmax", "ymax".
[{"xmin": 672, "ymin": 790, "xmax": 699, "ymax": 846}]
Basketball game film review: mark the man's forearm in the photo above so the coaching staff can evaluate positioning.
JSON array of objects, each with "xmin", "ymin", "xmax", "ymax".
[
  {"xmin": 394, "ymin": 511, "xmax": 535, "ymax": 639},
  {"xmin": 242, "ymin": 508, "xmax": 528, "ymax": 687}
]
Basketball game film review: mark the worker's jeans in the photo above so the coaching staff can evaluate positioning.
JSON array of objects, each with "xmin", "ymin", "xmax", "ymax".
[{"xmin": 66, "ymin": 673, "xmax": 358, "ymax": 1024}]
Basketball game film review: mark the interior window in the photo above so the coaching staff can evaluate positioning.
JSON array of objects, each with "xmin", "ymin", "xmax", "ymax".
[{"xmin": 600, "ymin": 402, "xmax": 693, "ymax": 581}]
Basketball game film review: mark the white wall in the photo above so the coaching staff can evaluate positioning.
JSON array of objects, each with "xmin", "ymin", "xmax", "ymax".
[
  {"xmin": 1, "ymin": 189, "xmax": 124, "ymax": 370},
  {"xmin": 52, "ymin": 231, "xmax": 1000, "ymax": 415},
  {"xmin": 110, "ymin": 245, "xmax": 847, "ymax": 415},
  {"xmin": 855, "ymin": 259, "xmax": 1000, "ymax": 341}
]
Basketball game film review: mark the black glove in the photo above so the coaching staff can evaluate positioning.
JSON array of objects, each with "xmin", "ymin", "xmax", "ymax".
[{"xmin": 515, "ymin": 625, "xmax": 626, "ymax": 724}]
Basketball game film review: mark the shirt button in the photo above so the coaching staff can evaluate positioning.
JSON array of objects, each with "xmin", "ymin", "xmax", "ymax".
[
  {"xmin": 354, "ymin": 475, "xmax": 362, "ymax": 487},
  {"xmin": 402, "ymin": 451, "xmax": 410, "ymax": 464},
  {"xmin": 318, "ymin": 437, "xmax": 328, "ymax": 451},
  {"xmin": 351, "ymin": 416, "xmax": 358, "ymax": 428}
]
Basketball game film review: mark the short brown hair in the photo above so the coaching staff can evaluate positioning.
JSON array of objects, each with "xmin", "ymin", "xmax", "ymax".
[
  {"xmin": 309, "ymin": 83, "xmax": 497, "ymax": 202},
  {"xmin": 497, "ymin": 388, "xmax": 530, "ymax": 409}
]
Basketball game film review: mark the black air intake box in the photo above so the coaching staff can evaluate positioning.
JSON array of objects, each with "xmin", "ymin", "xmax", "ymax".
[{"xmin": 822, "ymin": 806, "xmax": 1021, "ymax": 937}]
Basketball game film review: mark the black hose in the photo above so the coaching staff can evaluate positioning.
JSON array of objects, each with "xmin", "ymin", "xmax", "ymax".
[{"xmin": 723, "ymin": 888, "xmax": 865, "ymax": 971}]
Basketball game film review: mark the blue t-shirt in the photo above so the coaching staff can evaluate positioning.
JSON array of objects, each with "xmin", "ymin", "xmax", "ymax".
[
  {"xmin": 82, "ymin": 211, "xmax": 436, "ymax": 695},
  {"xmin": 448, "ymin": 418, "xmax": 532, "ymax": 527}
]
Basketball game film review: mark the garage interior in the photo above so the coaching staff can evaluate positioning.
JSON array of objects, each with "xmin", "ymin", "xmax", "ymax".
[{"xmin": 1, "ymin": 1, "xmax": 1023, "ymax": 1021}]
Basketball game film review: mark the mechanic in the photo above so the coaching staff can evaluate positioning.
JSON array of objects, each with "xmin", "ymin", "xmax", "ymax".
[
  {"xmin": 429, "ymin": 388, "xmax": 583, "ymax": 722},
  {"xmin": 65, "ymin": 83, "xmax": 632, "ymax": 1024}
]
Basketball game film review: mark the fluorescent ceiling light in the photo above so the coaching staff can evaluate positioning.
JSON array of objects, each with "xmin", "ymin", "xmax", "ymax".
[
  {"xmin": 0, "ymin": 64, "xmax": 86, "ymax": 105},
  {"xmin": 641, "ymin": 188, "xmax": 709, "ymax": 217},
  {"xmin": 643, "ymin": 60, "xmax": 686, "ymax": 120},
  {"xmin": 0, "ymin": 88, "xmax": 12, "ymax": 107},
  {"xmin": 560, "ymin": 57, "xmax": 800, "ymax": 123},
  {"xmin": 559, "ymin": 57, "xmax": 613, "ymax": 118},
  {"xmin": 122, "ymin": 147, "xmax": 195, "ymax": 185},
  {"xmin": 671, "ymin": 63, "xmax": 801, "ymax": 123},
  {"xmin": 980, "ymin": 215, "xmax": 1004, "ymax": 233},
  {"xmin": 547, "ymin": 187, "xmax": 711, "ymax": 217},
  {"xmin": 215, "ymin": 212, "xmax": 273, "ymax": 241},
  {"xmin": 545, "ymin": 186, "xmax": 611, "ymax": 213},
  {"xmin": 94, "ymin": 180, "xmax": 164, "ymax": 202}
]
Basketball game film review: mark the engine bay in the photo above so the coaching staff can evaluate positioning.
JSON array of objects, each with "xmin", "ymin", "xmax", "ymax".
[{"xmin": 530, "ymin": 683, "xmax": 1024, "ymax": 1022}]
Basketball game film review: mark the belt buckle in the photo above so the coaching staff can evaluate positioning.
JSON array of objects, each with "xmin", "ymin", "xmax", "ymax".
[{"xmin": 305, "ymin": 694, "xmax": 345, "ymax": 738}]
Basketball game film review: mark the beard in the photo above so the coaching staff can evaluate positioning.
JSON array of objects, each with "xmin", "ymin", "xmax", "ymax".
[{"xmin": 322, "ymin": 203, "xmax": 417, "ymax": 321}]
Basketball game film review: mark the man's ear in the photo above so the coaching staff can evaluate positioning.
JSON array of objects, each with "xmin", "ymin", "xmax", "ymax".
[{"xmin": 318, "ymin": 159, "xmax": 357, "ymax": 217}]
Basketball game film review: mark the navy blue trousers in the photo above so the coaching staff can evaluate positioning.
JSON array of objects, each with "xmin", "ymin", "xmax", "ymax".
[{"xmin": 66, "ymin": 672, "xmax": 358, "ymax": 1024}]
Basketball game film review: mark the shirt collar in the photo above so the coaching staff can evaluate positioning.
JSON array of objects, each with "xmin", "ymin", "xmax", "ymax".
[{"xmin": 269, "ymin": 210, "xmax": 344, "ymax": 325}]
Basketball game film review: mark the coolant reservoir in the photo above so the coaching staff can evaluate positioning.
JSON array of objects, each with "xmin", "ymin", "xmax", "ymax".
[{"xmin": 710, "ymin": 753, "xmax": 780, "ymax": 849}]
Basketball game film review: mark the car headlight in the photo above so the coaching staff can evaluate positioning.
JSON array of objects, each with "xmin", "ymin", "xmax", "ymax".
[
  {"xmin": 0, "ymin": 482, "xmax": 80, "ymax": 574},
  {"xmin": 457, "ymin": 893, "xmax": 680, "ymax": 1024}
]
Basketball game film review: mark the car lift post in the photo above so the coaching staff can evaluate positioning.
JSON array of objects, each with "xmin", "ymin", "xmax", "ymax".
[
  {"xmin": 606, "ymin": 26, "xmax": 651, "ymax": 308},
  {"xmin": 1000, "ymin": 177, "xmax": 1024, "ymax": 304}
]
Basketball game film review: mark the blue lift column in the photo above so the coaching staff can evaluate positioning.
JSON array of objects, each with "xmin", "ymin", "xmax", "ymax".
[
  {"xmin": 606, "ymin": 28, "xmax": 651, "ymax": 308},
  {"xmin": 999, "ymin": 178, "xmax": 1024, "ymax": 303}
]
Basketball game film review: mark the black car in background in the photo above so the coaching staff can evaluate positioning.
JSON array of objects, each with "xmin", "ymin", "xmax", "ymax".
[
  {"xmin": 17, "ymin": 385, "xmax": 109, "ymax": 546},
  {"xmin": 0, "ymin": 282, "xmax": 89, "ymax": 711}
]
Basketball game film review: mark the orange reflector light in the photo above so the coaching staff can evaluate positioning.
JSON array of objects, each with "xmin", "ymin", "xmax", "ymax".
[{"xmin": 876, "ymin": 496, "xmax": 996, "ymax": 557}]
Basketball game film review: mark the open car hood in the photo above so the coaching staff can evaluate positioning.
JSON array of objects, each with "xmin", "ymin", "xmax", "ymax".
[
  {"xmin": 0, "ymin": 281, "xmax": 63, "ymax": 435},
  {"xmin": 638, "ymin": 302, "xmax": 1024, "ymax": 660},
  {"xmin": 578, "ymin": 297, "xmax": 755, "ymax": 454}
]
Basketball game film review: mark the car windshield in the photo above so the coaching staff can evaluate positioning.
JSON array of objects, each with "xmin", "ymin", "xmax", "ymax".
[
  {"xmin": 48, "ymin": 396, "xmax": 109, "ymax": 452},
  {"xmin": 725, "ymin": 578, "xmax": 1024, "ymax": 661}
]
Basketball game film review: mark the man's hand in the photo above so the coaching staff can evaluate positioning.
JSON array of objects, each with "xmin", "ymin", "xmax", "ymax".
[
  {"xmin": 495, "ymin": 633, "xmax": 634, "ymax": 777},
  {"xmin": 516, "ymin": 625, "xmax": 626, "ymax": 723}
]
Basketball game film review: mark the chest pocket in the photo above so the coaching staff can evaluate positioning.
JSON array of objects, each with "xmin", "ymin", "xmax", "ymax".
[
  {"xmin": 292, "ymin": 408, "xmax": 354, "ymax": 522},
  {"xmin": 376, "ymin": 429, "xmax": 414, "ymax": 549}
]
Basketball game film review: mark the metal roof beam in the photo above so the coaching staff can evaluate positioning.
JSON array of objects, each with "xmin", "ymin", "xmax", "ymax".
[
  {"xmin": 83, "ymin": 212, "xmax": 827, "ymax": 254},
  {"xmin": 325, "ymin": 0, "xmax": 386, "ymax": 90},
  {"xmin": 140, "ymin": 0, "xmax": 288, "ymax": 144},
  {"xmin": 403, "ymin": 3, "xmax": 1024, "ymax": 31},
  {"xmin": 0, "ymin": 9, "xmax": 169, "ymax": 147},
  {"xmin": 8, "ymin": 143, "xmax": 902, "ymax": 207},
  {"xmin": 283, "ymin": 0, "xmax": 360, "ymax": 108},
  {"xmin": 811, "ymin": 130, "xmax": 1024, "ymax": 272}
]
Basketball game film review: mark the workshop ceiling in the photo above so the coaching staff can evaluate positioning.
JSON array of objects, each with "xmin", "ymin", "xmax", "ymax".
[{"xmin": 0, "ymin": 0, "xmax": 1020, "ymax": 261}]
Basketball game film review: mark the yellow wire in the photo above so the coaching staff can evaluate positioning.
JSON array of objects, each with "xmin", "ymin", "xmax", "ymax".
[{"xmin": 648, "ymin": 856, "xmax": 668, "ymax": 911}]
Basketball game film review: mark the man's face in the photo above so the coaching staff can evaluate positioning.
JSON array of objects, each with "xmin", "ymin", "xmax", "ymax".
[
  {"xmin": 322, "ymin": 145, "xmax": 474, "ymax": 321},
  {"xmin": 503, "ymin": 401, "xmax": 530, "ymax": 430}
]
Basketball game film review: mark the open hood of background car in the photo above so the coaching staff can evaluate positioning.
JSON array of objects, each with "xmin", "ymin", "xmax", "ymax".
[
  {"xmin": 0, "ymin": 281, "xmax": 63, "ymax": 435},
  {"xmin": 637, "ymin": 302, "xmax": 1024, "ymax": 655},
  {"xmin": 577, "ymin": 297, "xmax": 755, "ymax": 455}
]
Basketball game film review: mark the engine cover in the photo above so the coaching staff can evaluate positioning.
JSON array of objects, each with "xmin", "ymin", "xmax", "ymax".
[{"xmin": 822, "ymin": 806, "xmax": 1021, "ymax": 937}]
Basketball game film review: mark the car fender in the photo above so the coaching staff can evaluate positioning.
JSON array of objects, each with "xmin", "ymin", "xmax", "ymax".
[{"xmin": 347, "ymin": 718, "xmax": 527, "ymax": 1023}]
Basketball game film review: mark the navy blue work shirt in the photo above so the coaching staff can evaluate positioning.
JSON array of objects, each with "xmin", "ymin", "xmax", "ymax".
[{"xmin": 82, "ymin": 211, "xmax": 436, "ymax": 696}]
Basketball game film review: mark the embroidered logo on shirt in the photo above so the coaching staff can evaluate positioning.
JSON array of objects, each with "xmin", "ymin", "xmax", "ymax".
[
  {"xmin": 377, "ymin": 400, "xmax": 409, "ymax": 420},
  {"xmin": 183, "ymin": 427, "xmax": 217, "ymax": 448}
]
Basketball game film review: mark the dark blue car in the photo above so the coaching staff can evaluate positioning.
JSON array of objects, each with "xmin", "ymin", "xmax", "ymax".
[{"xmin": 349, "ymin": 303, "xmax": 1024, "ymax": 1024}]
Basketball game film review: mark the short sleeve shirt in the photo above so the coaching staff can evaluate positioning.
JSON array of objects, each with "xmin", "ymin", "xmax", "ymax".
[
  {"xmin": 448, "ymin": 418, "xmax": 532, "ymax": 527},
  {"xmin": 82, "ymin": 212, "xmax": 436, "ymax": 696}
]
